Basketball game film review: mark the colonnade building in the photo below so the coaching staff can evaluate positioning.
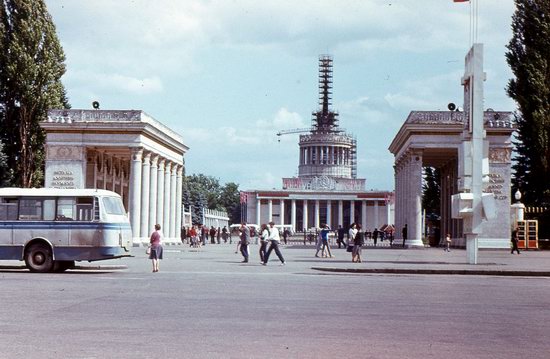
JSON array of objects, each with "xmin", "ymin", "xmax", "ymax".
[
  {"xmin": 41, "ymin": 109, "xmax": 188, "ymax": 245},
  {"xmin": 241, "ymin": 55, "xmax": 394, "ymax": 231}
]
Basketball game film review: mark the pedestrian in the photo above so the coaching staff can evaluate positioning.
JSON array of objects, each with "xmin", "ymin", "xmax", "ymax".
[
  {"xmin": 337, "ymin": 225, "xmax": 346, "ymax": 248},
  {"xmin": 511, "ymin": 227, "xmax": 520, "ymax": 254},
  {"xmin": 263, "ymin": 221, "xmax": 285, "ymax": 265},
  {"xmin": 149, "ymin": 224, "xmax": 163, "ymax": 272},
  {"xmin": 388, "ymin": 227, "xmax": 394, "ymax": 248},
  {"xmin": 315, "ymin": 224, "xmax": 334, "ymax": 258},
  {"xmin": 210, "ymin": 226, "xmax": 217, "ymax": 244},
  {"xmin": 373, "ymin": 227, "xmax": 379, "ymax": 246},
  {"xmin": 402, "ymin": 224, "xmax": 408, "ymax": 248},
  {"xmin": 217, "ymin": 227, "xmax": 221, "ymax": 244},
  {"xmin": 222, "ymin": 226, "xmax": 228, "ymax": 243},
  {"xmin": 180, "ymin": 226, "xmax": 187, "ymax": 244},
  {"xmin": 238, "ymin": 222, "xmax": 250, "ymax": 263},
  {"xmin": 259, "ymin": 223, "xmax": 269, "ymax": 263},
  {"xmin": 444, "ymin": 233, "xmax": 452, "ymax": 252},
  {"xmin": 189, "ymin": 225, "xmax": 197, "ymax": 248},
  {"xmin": 353, "ymin": 224, "xmax": 364, "ymax": 263},
  {"xmin": 283, "ymin": 229, "xmax": 289, "ymax": 244},
  {"xmin": 348, "ymin": 223, "xmax": 358, "ymax": 262}
]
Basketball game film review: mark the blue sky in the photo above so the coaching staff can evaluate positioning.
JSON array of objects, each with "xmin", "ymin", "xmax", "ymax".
[{"xmin": 46, "ymin": 0, "xmax": 516, "ymax": 192}]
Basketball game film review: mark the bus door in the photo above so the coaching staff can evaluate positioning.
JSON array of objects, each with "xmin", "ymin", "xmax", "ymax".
[{"xmin": 0, "ymin": 198, "xmax": 18, "ymax": 258}]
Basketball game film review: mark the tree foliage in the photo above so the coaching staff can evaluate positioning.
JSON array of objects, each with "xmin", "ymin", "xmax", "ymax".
[
  {"xmin": 0, "ymin": 0, "xmax": 69, "ymax": 187},
  {"xmin": 506, "ymin": 0, "xmax": 550, "ymax": 205},
  {"xmin": 183, "ymin": 174, "xmax": 241, "ymax": 225},
  {"xmin": 422, "ymin": 167, "xmax": 441, "ymax": 216},
  {"xmin": 0, "ymin": 140, "xmax": 12, "ymax": 186}
]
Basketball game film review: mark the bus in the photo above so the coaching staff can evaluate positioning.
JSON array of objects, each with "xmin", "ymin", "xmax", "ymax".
[{"xmin": 0, "ymin": 188, "xmax": 132, "ymax": 272}]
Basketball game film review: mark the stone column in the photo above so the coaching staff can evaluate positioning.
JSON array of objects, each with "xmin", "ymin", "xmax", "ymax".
[
  {"xmin": 361, "ymin": 200, "xmax": 367, "ymax": 229},
  {"xmin": 291, "ymin": 199, "xmax": 296, "ymax": 232},
  {"xmin": 170, "ymin": 163, "xmax": 177, "ymax": 238},
  {"xmin": 314, "ymin": 200, "xmax": 320, "ymax": 228},
  {"xmin": 256, "ymin": 198, "xmax": 261, "ymax": 225},
  {"xmin": 350, "ymin": 200, "xmax": 355, "ymax": 224},
  {"xmin": 409, "ymin": 153, "xmax": 424, "ymax": 247},
  {"xmin": 129, "ymin": 147, "xmax": 143, "ymax": 240},
  {"xmin": 140, "ymin": 151, "xmax": 151, "ymax": 239},
  {"xmin": 176, "ymin": 165, "xmax": 183, "ymax": 239},
  {"xmin": 163, "ymin": 161, "xmax": 172, "ymax": 238},
  {"xmin": 280, "ymin": 199, "xmax": 285, "ymax": 226},
  {"xmin": 303, "ymin": 200, "xmax": 309, "ymax": 230},
  {"xmin": 338, "ymin": 200, "xmax": 343, "ymax": 227},
  {"xmin": 326, "ymin": 200, "xmax": 332, "ymax": 228},
  {"xmin": 156, "ymin": 159, "xmax": 165, "ymax": 235},
  {"xmin": 268, "ymin": 199, "xmax": 273, "ymax": 222},
  {"xmin": 374, "ymin": 200, "xmax": 379, "ymax": 228},
  {"xmin": 149, "ymin": 155, "xmax": 159, "ymax": 232}
]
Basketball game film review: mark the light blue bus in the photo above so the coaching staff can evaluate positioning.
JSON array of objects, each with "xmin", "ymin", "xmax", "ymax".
[{"xmin": 0, "ymin": 188, "xmax": 132, "ymax": 272}]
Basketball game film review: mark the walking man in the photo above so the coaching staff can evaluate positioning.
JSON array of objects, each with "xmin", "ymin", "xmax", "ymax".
[
  {"xmin": 511, "ymin": 227, "xmax": 520, "ymax": 254},
  {"xmin": 337, "ymin": 225, "xmax": 346, "ymax": 248},
  {"xmin": 263, "ymin": 221, "xmax": 285, "ymax": 265},
  {"xmin": 239, "ymin": 222, "xmax": 250, "ymax": 262}
]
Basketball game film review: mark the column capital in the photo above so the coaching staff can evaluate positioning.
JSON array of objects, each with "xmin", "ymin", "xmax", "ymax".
[
  {"xmin": 150, "ymin": 154, "xmax": 159, "ymax": 167},
  {"xmin": 131, "ymin": 147, "xmax": 144, "ymax": 161},
  {"xmin": 157, "ymin": 157, "xmax": 166, "ymax": 169},
  {"xmin": 142, "ymin": 151, "xmax": 151, "ymax": 164},
  {"xmin": 165, "ymin": 161, "xmax": 173, "ymax": 171}
]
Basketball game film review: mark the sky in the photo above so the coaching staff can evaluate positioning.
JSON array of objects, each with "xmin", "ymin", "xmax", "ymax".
[{"xmin": 45, "ymin": 0, "xmax": 517, "ymax": 192}]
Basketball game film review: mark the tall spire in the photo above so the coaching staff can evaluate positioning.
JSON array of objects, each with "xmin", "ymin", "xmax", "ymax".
[{"xmin": 312, "ymin": 55, "xmax": 339, "ymax": 133}]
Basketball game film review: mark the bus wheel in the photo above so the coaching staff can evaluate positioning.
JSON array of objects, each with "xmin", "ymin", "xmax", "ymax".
[
  {"xmin": 53, "ymin": 260, "xmax": 75, "ymax": 272},
  {"xmin": 25, "ymin": 243, "xmax": 54, "ymax": 273}
]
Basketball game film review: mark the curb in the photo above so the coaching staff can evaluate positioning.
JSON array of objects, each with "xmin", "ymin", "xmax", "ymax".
[
  {"xmin": 0, "ymin": 265, "xmax": 128, "ymax": 271},
  {"xmin": 311, "ymin": 267, "xmax": 550, "ymax": 277}
]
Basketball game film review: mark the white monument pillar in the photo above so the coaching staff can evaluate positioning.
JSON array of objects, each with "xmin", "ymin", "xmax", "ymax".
[
  {"xmin": 350, "ymin": 200, "xmax": 355, "ymax": 224},
  {"xmin": 129, "ymin": 147, "xmax": 143, "ymax": 241},
  {"xmin": 140, "ymin": 151, "xmax": 151, "ymax": 239},
  {"xmin": 149, "ymin": 155, "xmax": 159, "ymax": 232},
  {"xmin": 268, "ymin": 199, "xmax": 273, "ymax": 222},
  {"xmin": 458, "ymin": 43, "xmax": 487, "ymax": 264}
]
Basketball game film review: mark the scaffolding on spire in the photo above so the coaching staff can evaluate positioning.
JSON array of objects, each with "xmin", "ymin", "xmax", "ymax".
[{"xmin": 312, "ymin": 55, "xmax": 340, "ymax": 133}]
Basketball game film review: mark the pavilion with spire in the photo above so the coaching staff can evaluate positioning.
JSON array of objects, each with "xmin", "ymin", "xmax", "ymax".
[{"xmin": 241, "ymin": 55, "xmax": 394, "ymax": 232}]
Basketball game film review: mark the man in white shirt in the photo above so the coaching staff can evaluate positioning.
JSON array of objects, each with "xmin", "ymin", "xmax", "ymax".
[{"xmin": 262, "ymin": 221, "xmax": 286, "ymax": 265}]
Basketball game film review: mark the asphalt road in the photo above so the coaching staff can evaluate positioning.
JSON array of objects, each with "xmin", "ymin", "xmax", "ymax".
[{"xmin": 1, "ymin": 244, "xmax": 549, "ymax": 359}]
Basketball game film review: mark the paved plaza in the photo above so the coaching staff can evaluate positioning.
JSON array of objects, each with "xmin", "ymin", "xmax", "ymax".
[{"xmin": 1, "ymin": 242, "xmax": 549, "ymax": 358}]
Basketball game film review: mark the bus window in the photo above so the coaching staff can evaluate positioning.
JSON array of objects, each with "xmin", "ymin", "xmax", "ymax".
[
  {"xmin": 43, "ymin": 199, "xmax": 56, "ymax": 221},
  {"xmin": 19, "ymin": 198, "xmax": 42, "ymax": 220},
  {"xmin": 56, "ymin": 198, "xmax": 75, "ymax": 221},
  {"xmin": 0, "ymin": 198, "xmax": 18, "ymax": 220},
  {"xmin": 102, "ymin": 197, "xmax": 125, "ymax": 215},
  {"xmin": 76, "ymin": 197, "xmax": 93, "ymax": 221}
]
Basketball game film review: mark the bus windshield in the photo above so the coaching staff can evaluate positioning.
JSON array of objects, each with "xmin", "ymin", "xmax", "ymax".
[{"xmin": 102, "ymin": 196, "xmax": 126, "ymax": 215}]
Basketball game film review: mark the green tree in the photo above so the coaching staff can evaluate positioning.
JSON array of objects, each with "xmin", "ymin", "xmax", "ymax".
[
  {"xmin": 219, "ymin": 182, "xmax": 241, "ymax": 224},
  {"xmin": 0, "ymin": 140, "xmax": 12, "ymax": 186},
  {"xmin": 0, "ymin": 0, "xmax": 69, "ymax": 187},
  {"xmin": 506, "ymin": 0, "xmax": 550, "ymax": 206},
  {"xmin": 422, "ymin": 167, "xmax": 441, "ymax": 216},
  {"xmin": 183, "ymin": 174, "xmax": 241, "ymax": 225}
]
